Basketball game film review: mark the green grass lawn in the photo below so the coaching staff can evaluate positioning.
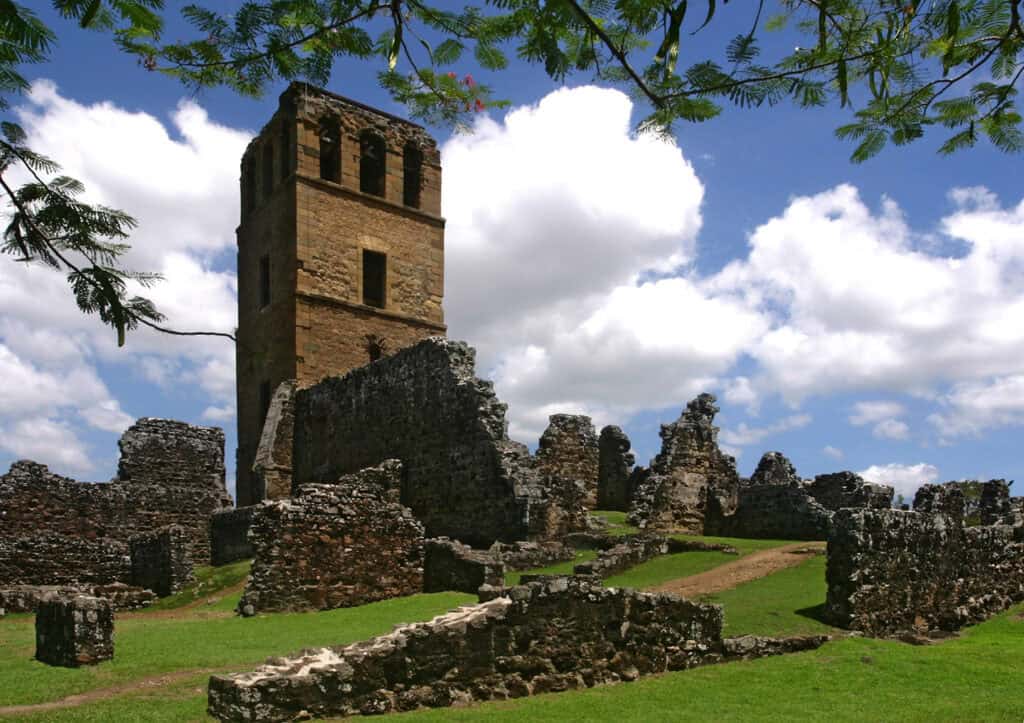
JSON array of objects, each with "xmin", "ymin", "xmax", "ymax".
[
  {"xmin": 589, "ymin": 510, "xmax": 638, "ymax": 536},
  {"xmin": 0, "ymin": 591, "xmax": 474, "ymax": 709},
  {"xmin": 504, "ymin": 549, "xmax": 597, "ymax": 585}
]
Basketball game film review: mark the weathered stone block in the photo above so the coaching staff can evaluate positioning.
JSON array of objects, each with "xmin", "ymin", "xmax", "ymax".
[
  {"xmin": 238, "ymin": 461, "xmax": 425, "ymax": 615},
  {"xmin": 535, "ymin": 414, "xmax": 599, "ymax": 509},
  {"xmin": 35, "ymin": 595, "xmax": 114, "ymax": 667},
  {"xmin": 253, "ymin": 381, "xmax": 295, "ymax": 500},
  {"xmin": 129, "ymin": 525, "xmax": 194, "ymax": 598}
]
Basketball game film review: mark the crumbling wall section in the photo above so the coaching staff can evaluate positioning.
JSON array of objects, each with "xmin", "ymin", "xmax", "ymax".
[
  {"xmin": 238, "ymin": 462, "xmax": 424, "ymax": 615},
  {"xmin": 915, "ymin": 479, "xmax": 1015, "ymax": 526},
  {"xmin": 0, "ymin": 418, "xmax": 230, "ymax": 576},
  {"xmin": 0, "ymin": 532, "xmax": 129, "ymax": 587},
  {"xmin": 208, "ymin": 578, "xmax": 724, "ymax": 721},
  {"xmin": 423, "ymin": 538, "xmax": 504, "ymax": 594},
  {"xmin": 825, "ymin": 509, "xmax": 1024, "ymax": 635},
  {"xmin": 808, "ymin": 472, "xmax": 893, "ymax": 511},
  {"xmin": 629, "ymin": 394, "xmax": 739, "ymax": 534},
  {"xmin": 535, "ymin": 415, "xmax": 599, "ymax": 509},
  {"xmin": 129, "ymin": 525, "xmax": 195, "ymax": 597},
  {"xmin": 291, "ymin": 338, "xmax": 586, "ymax": 545},
  {"xmin": 596, "ymin": 425, "xmax": 635, "ymax": 511}
]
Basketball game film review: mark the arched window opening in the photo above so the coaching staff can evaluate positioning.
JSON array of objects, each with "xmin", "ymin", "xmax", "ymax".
[
  {"xmin": 318, "ymin": 117, "xmax": 340, "ymax": 182},
  {"xmin": 261, "ymin": 142, "xmax": 274, "ymax": 198},
  {"xmin": 279, "ymin": 122, "xmax": 291, "ymax": 180},
  {"xmin": 403, "ymin": 143, "xmax": 422, "ymax": 208},
  {"xmin": 359, "ymin": 131, "xmax": 386, "ymax": 197}
]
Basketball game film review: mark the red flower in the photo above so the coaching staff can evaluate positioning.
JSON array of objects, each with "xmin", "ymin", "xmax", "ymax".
[
  {"xmin": 474, "ymin": 98, "xmax": 486, "ymax": 112},
  {"xmin": 446, "ymin": 71, "xmax": 457, "ymax": 79},
  {"xmin": 463, "ymin": 74, "xmax": 476, "ymax": 87}
]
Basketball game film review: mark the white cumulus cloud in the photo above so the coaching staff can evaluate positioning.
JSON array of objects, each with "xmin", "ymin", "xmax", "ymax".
[{"xmin": 860, "ymin": 462, "xmax": 940, "ymax": 500}]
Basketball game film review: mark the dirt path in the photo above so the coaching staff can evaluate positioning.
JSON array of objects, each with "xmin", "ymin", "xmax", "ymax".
[
  {"xmin": 651, "ymin": 541, "xmax": 826, "ymax": 598},
  {"xmin": 0, "ymin": 667, "xmax": 228, "ymax": 717}
]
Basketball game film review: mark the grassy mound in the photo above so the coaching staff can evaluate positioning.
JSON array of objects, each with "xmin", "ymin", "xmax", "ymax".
[{"xmin": 144, "ymin": 560, "xmax": 253, "ymax": 612}]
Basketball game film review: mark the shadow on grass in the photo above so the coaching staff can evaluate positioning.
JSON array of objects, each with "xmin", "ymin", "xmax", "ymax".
[{"xmin": 795, "ymin": 602, "xmax": 831, "ymax": 626}]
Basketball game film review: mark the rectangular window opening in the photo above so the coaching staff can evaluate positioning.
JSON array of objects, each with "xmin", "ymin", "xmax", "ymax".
[
  {"xmin": 403, "ymin": 144, "xmax": 422, "ymax": 208},
  {"xmin": 258, "ymin": 254, "xmax": 271, "ymax": 308},
  {"xmin": 362, "ymin": 250, "xmax": 386, "ymax": 309}
]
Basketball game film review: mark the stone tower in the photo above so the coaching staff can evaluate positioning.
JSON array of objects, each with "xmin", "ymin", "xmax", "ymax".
[{"xmin": 235, "ymin": 83, "xmax": 446, "ymax": 506}]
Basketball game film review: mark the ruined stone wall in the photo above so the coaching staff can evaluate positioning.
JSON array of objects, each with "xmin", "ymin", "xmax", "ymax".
[
  {"xmin": 914, "ymin": 479, "xmax": 1015, "ymax": 526},
  {"xmin": 423, "ymin": 538, "xmax": 504, "ymax": 594},
  {"xmin": 597, "ymin": 425, "xmax": 634, "ymax": 511},
  {"xmin": 807, "ymin": 472, "xmax": 893, "ymax": 511},
  {"xmin": 210, "ymin": 507, "xmax": 255, "ymax": 567},
  {"xmin": 629, "ymin": 394, "xmax": 739, "ymax": 534},
  {"xmin": 825, "ymin": 509, "xmax": 1024, "ymax": 635},
  {"xmin": 117, "ymin": 418, "xmax": 226, "ymax": 491},
  {"xmin": 291, "ymin": 338, "xmax": 587, "ymax": 545},
  {"xmin": 0, "ymin": 584, "xmax": 155, "ymax": 614},
  {"xmin": 0, "ymin": 533, "xmax": 129, "ymax": 587},
  {"xmin": 238, "ymin": 462, "xmax": 425, "ymax": 615},
  {"xmin": 492, "ymin": 541, "xmax": 575, "ymax": 570},
  {"xmin": 129, "ymin": 525, "xmax": 195, "ymax": 598},
  {"xmin": 0, "ymin": 421, "xmax": 230, "ymax": 580},
  {"xmin": 208, "ymin": 578, "xmax": 724, "ymax": 721},
  {"xmin": 535, "ymin": 415, "xmax": 599, "ymax": 509},
  {"xmin": 706, "ymin": 452, "xmax": 832, "ymax": 540}
]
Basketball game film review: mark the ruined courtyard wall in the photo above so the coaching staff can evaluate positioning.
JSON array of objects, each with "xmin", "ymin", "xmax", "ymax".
[
  {"xmin": 0, "ymin": 532, "xmax": 130, "ymax": 587},
  {"xmin": 709, "ymin": 484, "xmax": 833, "ymax": 540},
  {"xmin": 291, "ymin": 337, "xmax": 583, "ymax": 544},
  {"xmin": 238, "ymin": 462, "xmax": 424, "ymax": 614},
  {"xmin": 208, "ymin": 578, "xmax": 723, "ymax": 721},
  {"xmin": 0, "ymin": 420, "xmax": 230, "ymax": 582},
  {"xmin": 210, "ymin": 507, "xmax": 256, "ymax": 567},
  {"xmin": 825, "ymin": 509, "xmax": 1024, "ymax": 635}
]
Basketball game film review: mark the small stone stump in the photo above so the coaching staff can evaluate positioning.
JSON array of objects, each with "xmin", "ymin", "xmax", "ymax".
[
  {"xmin": 35, "ymin": 595, "xmax": 114, "ymax": 667},
  {"xmin": 130, "ymin": 524, "xmax": 194, "ymax": 597}
]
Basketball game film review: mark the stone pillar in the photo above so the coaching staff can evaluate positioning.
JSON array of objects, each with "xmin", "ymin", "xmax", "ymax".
[
  {"xmin": 535, "ymin": 414, "xmax": 600, "ymax": 509},
  {"xmin": 35, "ymin": 595, "xmax": 114, "ymax": 667},
  {"xmin": 596, "ymin": 426, "xmax": 634, "ymax": 511}
]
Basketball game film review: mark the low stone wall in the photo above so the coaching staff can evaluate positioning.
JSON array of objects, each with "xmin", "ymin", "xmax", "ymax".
[
  {"xmin": 0, "ymin": 584, "xmax": 155, "ymax": 614},
  {"xmin": 710, "ymin": 483, "xmax": 832, "ymax": 540},
  {"xmin": 574, "ymin": 535, "xmax": 736, "ymax": 578},
  {"xmin": 210, "ymin": 507, "xmax": 255, "ymax": 566},
  {"xmin": 491, "ymin": 540, "xmax": 575, "ymax": 570},
  {"xmin": 208, "ymin": 578, "xmax": 724, "ymax": 721},
  {"xmin": 129, "ymin": 525, "xmax": 195, "ymax": 598},
  {"xmin": 807, "ymin": 472, "xmax": 893, "ymax": 511},
  {"xmin": 914, "ymin": 479, "xmax": 1016, "ymax": 526},
  {"xmin": 238, "ymin": 462, "xmax": 425, "ymax": 615},
  {"xmin": 35, "ymin": 595, "xmax": 114, "ymax": 667},
  {"xmin": 423, "ymin": 538, "xmax": 504, "ymax": 594},
  {"xmin": 825, "ymin": 509, "xmax": 1024, "ymax": 635},
  {"xmin": 0, "ymin": 532, "xmax": 130, "ymax": 587}
]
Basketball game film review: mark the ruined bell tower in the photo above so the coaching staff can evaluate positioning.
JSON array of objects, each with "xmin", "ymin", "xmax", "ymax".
[{"xmin": 235, "ymin": 83, "xmax": 446, "ymax": 506}]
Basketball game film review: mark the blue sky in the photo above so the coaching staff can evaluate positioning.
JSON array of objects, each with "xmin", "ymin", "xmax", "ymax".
[{"xmin": 1, "ymin": 4, "xmax": 1022, "ymax": 502}]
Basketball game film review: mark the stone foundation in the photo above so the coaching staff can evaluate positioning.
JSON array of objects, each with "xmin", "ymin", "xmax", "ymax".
[
  {"xmin": 238, "ymin": 461, "xmax": 424, "ymax": 615},
  {"xmin": 491, "ymin": 541, "xmax": 576, "ymax": 570},
  {"xmin": 35, "ymin": 595, "xmax": 114, "ymax": 667},
  {"xmin": 210, "ymin": 507, "xmax": 256, "ymax": 566},
  {"xmin": 1, "ymin": 584, "xmax": 155, "ymax": 614},
  {"xmin": 574, "ymin": 536, "xmax": 736, "ymax": 578},
  {"xmin": 423, "ymin": 538, "xmax": 504, "ymax": 594},
  {"xmin": 129, "ymin": 525, "xmax": 195, "ymax": 598},
  {"xmin": 596, "ymin": 425, "xmax": 635, "ymax": 511},
  {"xmin": 825, "ymin": 509, "xmax": 1024, "ymax": 635},
  {"xmin": 208, "ymin": 578, "xmax": 723, "ymax": 721}
]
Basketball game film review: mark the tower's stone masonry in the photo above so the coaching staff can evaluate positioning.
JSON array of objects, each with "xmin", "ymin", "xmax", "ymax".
[
  {"xmin": 236, "ymin": 83, "xmax": 446, "ymax": 507},
  {"xmin": 534, "ymin": 415, "xmax": 600, "ymax": 509}
]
